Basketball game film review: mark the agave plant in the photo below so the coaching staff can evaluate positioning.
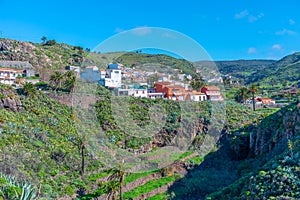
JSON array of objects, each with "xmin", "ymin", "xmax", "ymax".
[{"xmin": 0, "ymin": 173, "xmax": 36, "ymax": 200}]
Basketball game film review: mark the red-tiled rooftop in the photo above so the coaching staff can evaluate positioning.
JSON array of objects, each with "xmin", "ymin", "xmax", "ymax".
[
  {"xmin": 166, "ymin": 85, "xmax": 185, "ymax": 90},
  {"xmin": 191, "ymin": 91, "xmax": 206, "ymax": 95},
  {"xmin": 0, "ymin": 68, "xmax": 17, "ymax": 72},
  {"xmin": 257, "ymin": 97, "xmax": 273, "ymax": 100},
  {"xmin": 202, "ymin": 86, "xmax": 220, "ymax": 91},
  {"xmin": 155, "ymin": 81, "xmax": 172, "ymax": 85}
]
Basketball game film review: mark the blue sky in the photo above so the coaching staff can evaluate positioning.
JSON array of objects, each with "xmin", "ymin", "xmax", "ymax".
[{"xmin": 1, "ymin": 0, "xmax": 300, "ymax": 60}]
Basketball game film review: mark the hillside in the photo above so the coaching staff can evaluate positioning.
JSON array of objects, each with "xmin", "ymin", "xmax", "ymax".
[
  {"xmin": 197, "ymin": 53, "xmax": 300, "ymax": 88},
  {"xmin": 246, "ymin": 52, "xmax": 300, "ymax": 87},
  {"xmin": 0, "ymin": 37, "xmax": 299, "ymax": 199},
  {"xmin": 0, "ymin": 38, "xmax": 86, "ymax": 69},
  {"xmin": 0, "ymin": 38, "xmax": 194, "ymax": 71},
  {"xmin": 0, "ymin": 82, "xmax": 272, "ymax": 199},
  {"xmin": 196, "ymin": 59, "xmax": 275, "ymax": 81},
  {"xmin": 208, "ymin": 101, "xmax": 300, "ymax": 199},
  {"xmin": 167, "ymin": 101, "xmax": 300, "ymax": 199},
  {"xmin": 0, "ymin": 38, "xmax": 125, "ymax": 71},
  {"xmin": 115, "ymin": 52, "xmax": 197, "ymax": 77}
]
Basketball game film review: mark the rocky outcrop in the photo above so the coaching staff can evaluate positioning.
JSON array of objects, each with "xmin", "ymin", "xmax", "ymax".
[
  {"xmin": 0, "ymin": 60, "xmax": 34, "ymax": 69},
  {"xmin": 0, "ymin": 38, "xmax": 86, "ymax": 70},
  {"xmin": 0, "ymin": 88, "xmax": 22, "ymax": 112},
  {"xmin": 47, "ymin": 93, "xmax": 99, "ymax": 109},
  {"xmin": 253, "ymin": 102, "xmax": 300, "ymax": 155}
]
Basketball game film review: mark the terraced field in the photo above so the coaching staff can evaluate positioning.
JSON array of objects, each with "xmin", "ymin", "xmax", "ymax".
[{"xmin": 78, "ymin": 150, "xmax": 202, "ymax": 199}]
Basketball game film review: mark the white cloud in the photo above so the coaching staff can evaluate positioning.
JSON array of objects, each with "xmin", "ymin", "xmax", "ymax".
[
  {"xmin": 275, "ymin": 28, "xmax": 297, "ymax": 36},
  {"xmin": 132, "ymin": 26, "xmax": 152, "ymax": 36},
  {"xmin": 272, "ymin": 44, "xmax": 282, "ymax": 50},
  {"xmin": 248, "ymin": 47, "xmax": 257, "ymax": 54},
  {"xmin": 235, "ymin": 10, "xmax": 249, "ymax": 19},
  {"xmin": 234, "ymin": 10, "xmax": 264, "ymax": 22},
  {"xmin": 289, "ymin": 19, "xmax": 295, "ymax": 25},
  {"xmin": 248, "ymin": 13, "xmax": 264, "ymax": 22}
]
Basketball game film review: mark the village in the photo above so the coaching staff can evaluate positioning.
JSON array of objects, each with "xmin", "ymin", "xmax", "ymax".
[{"xmin": 0, "ymin": 60, "xmax": 289, "ymax": 106}]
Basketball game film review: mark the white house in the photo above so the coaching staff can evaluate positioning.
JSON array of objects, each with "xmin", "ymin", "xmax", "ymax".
[
  {"xmin": 186, "ymin": 91, "xmax": 207, "ymax": 102},
  {"xmin": 0, "ymin": 68, "xmax": 16, "ymax": 85},
  {"xmin": 65, "ymin": 66, "xmax": 80, "ymax": 74},
  {"xmin": 116, "ymin": 88, "xmax": 148, "ymax": 98},
  {"xmin": 0, "ymin": 68, "xmax": 32, "ymax": 85},
  {"xmin": 99, "ymin": 64, "xmax": 122, "ymax": 88},
  {"xmin": 147, "ymin": 88, "xmax": 164, "ymax": 99},
  {"xmin": 147, "ymin": 92, "xmax": 164, "ymax": 99}
]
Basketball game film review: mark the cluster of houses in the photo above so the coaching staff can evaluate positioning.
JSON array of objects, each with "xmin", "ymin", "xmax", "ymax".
[
  {"xmin": 2, "ymin": 60, "xmax": 296, "ymax": 105},
  {"xmin": 110, "ymin": 82, "xmax": 223, "ymax": 102},
  {"xmin": 76, "ymin": 63, "xmax": 224, "ymax": 101},
  {"xmin": 152, "ymin": 82, "xmax": 223, "ymax": 101},
  {"xmin": 0, "ymin": 61, "xmax": 36, "ymax": 85}
]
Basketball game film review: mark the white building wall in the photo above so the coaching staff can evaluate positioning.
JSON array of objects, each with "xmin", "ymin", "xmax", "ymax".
[{"xmin": 103, "ymin": 69, "xmax": 122, "ymax": 88}]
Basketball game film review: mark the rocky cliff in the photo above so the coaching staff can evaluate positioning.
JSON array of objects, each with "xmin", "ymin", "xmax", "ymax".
[
  {"xmin": 0, "ymin": 38, "xmax": 86, "ymax": 69},
  {"xmin": 0, "ymin": 87, "xmax": 22, "ymax": 112},
  {"xmin": 253, "ymin": 101, "xmax": 300, "ymax": 155}
]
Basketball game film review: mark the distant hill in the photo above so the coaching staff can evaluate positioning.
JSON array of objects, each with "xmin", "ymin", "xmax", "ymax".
[
  {"xmin": 196, "ymin": 59, "xmax": 275, "ymax": 81},
  {"xmin": 245, "ymin": 52, "xmax": 300, "ymax": 86},
  {"xmin": 114, "ymin": 52, "xmax": 197, "ymax": 77},
  {"xmin": 197, "ymin": 53, "xmax": 300, "ymax": 87}
]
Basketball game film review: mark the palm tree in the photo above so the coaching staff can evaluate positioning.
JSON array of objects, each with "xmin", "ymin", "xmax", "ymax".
[
  {"xmin": 270, "ymin": 79, "xmax": 276, "ymax": 87},
  {"xmin": 64, "ymin": 71, "xmax": 76, "ymax": 93},
  {"xmin": 190, "ymin": 75, "xmax": 205, "ymax": 91},
  {"xmin": 50, "ymin": 71, "xmax": 63, "ymax": 92},
  {"xmin": 107, "ymin": 162, "xmax": 126, "ymax": 200},
  {"xmin": 80, "ymin": 141, "xmax": 85, "ymax": 176},
  {"xmin": 223, "ymin": 76, "xmax": 231, "ymax": 87},
  {"xmin": 249, "ymin": 84, "xmax": 258, "ymax": 111},
  {"xmin": 100, "ymin": 180, "xmax": 119, "ymax": 200},
  {"xmin": 285, "ymin": 92, "xmax": 292, "ymax": 103},
  {"xmin": 239, "ymin": 86, "xmax": 248, "ymax": 104},
  {"xmin": 41, "ymin": 36, "xmax": 47, "ymax": 44},
  {"xmin": 76, "ymin": 134, "xmax": 87, "ymax": 176},
  {"xmin": 23, "ymin": 82, "xmax": 37, "ymax": 97}
]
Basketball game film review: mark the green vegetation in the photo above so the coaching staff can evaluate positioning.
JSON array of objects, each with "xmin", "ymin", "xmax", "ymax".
[
  {"xmin": 49, "ymin": 71, "xmax": 76, "ymax": 93},
  {"xmin": 185, "ymin": 155, "xmax": 204, "ymax": 165},
  {"xmin": 170, "ymin": 102, "xmax": 300, "ymax": 199},
  {"xmin": 247, "ymin": 52, "xmax": 300, "ymax": 86},
  {"xmin": 125, "ymin": 171, "xmax": 157, "ymax": 184},
  {"xmin": 115, "ymin": 52, "xmax": 197, "ymax": 77},
  {"xmin": 0, "ymin": 173, "xmax": 36, "ymax": 200},
  {"xmin": 147, "ymin": 192, "xmax": 169, "ymax": 200},
  {"xmin": 0, "ymin": 83, "xmax": 102, "ymax": 198},
  {"xmin": 249, "ymin": 84, "xmax": 258, "ymax": 111},
  {"xmin": 196, "ymin": 60, "xmax": 275, "ymax": 81},
  {"xmin": 123, "ymin": 175, "xmax": 179, "ymax": 199},
  {"xmin": 1, "ymin": 37, "xmax": 299, "ymax": 199},
  {"xmin": 1, "ymin": 81, "xmax": 267, "ymax": 199}
]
